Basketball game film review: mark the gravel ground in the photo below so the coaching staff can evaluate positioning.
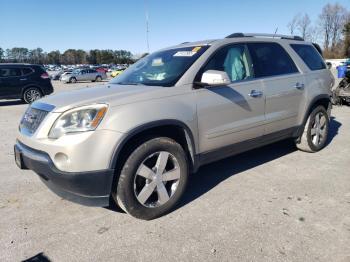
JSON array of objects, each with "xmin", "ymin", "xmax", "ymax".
[{"xmin": 0, "ymin": 79, "xmax": 349, "ymax": 262}]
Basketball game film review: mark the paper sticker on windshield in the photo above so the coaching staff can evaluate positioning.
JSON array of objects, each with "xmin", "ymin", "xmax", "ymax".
[
  {"xmin": 152, "ymin": 58, "xmax": 164, "ymax": 66},
  {"xmin": 174, "ymin": 51, "xmax": 196, "ymax": 57},
  {"xmin": 192, "ymin": 46, "xmax": 202, "ymax": 52}
]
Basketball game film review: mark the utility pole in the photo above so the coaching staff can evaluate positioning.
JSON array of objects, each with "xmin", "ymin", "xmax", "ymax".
[{"xmin": 144, "ymin": 0, "xmax": 150, "ymax": 53}]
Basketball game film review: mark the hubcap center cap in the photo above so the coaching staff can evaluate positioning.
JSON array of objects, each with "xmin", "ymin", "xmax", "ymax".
[{"xmin": 153, "ymin": 174, "xmax": 162, "ymax": 184}]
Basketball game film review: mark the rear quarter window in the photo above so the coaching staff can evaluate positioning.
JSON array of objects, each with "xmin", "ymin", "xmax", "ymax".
[{"xmin": 290, "ymin": 44, "xmax": 326, "ymax": 71}]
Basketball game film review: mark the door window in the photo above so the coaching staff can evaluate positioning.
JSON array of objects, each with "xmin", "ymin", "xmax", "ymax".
[
  {"xmin": 0, "ymin": 68, "xmax": 22, "ymax": 77},
  {"xmin": 201, "ymin": 44, "xmax": 254, "ymax": 82},
  {"xmin": 248, "ymin": 42, "xmax": 298, "ymax": 77}
]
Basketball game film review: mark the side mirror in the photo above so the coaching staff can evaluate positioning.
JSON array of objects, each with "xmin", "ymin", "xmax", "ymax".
[
  {"xmin": 197, "ymin": 70, "xmax": 231, "ymax": 87},
  {"xmin": 326, "ymin": 62, "xmax": 332, "ymax": 69}
]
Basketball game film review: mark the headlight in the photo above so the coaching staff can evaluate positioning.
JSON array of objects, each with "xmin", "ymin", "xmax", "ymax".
[{"xmin": 48, "ymin": 104, "xmax": 108, "ymax": 139}]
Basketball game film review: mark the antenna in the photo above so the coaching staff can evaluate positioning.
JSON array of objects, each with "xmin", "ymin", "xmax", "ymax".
[
  {"xmin": 144, "ymin": 0, "xmax": 150, "ymax": 53},
  {"xmin": 273, "ymin": 27, "xmax": 278, "ymax": 38}
]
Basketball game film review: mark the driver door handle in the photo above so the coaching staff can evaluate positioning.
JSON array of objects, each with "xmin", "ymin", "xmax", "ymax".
[
  {"xmin": 248, "ymin": 90, "xmax": 263, "ymax": 98},
  {"xmin": 294, "ymin": 82, "xmax": 305, "ymax": 90}
]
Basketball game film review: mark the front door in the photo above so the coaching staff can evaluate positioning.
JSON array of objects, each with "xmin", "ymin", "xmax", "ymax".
[{"xmin": 195, "ymin": 44, "xmax": 265, "ymax": 154}]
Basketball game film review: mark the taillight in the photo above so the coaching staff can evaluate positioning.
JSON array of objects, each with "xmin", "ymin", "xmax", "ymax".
[{"xmin": 41, "ymin": 72, "xmax": 50, "ymax": 79}]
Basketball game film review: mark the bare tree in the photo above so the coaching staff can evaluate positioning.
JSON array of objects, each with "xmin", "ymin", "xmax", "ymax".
[
  {"xmin": 319, "ymin": 4, "xmax": 334, "ymax": 50},
  {"xmin": 288, "ymin": 15, "xmax": 299, "ymax": 35},
  {"xmin": 307, "ymin": 26, "xmax": 321, "ymax": 43},
  {"xmin": 319, "ymin": 3, "xmax": 347, "ymax": 51},
  {"xmin": 297, "ymin": 14, "xmax": 311, "ymax": 40},
  {"xmin": 330, "ymin": 4, "xmax": 347, "ymax": 50}
]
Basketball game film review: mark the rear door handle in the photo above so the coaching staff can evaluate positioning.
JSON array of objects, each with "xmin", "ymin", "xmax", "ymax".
[
  {"xmin": 294, "ymin": 82, "xmax": 304, "ymax": 90},
  {"xmin": 248, "ymin": 90, "xmax": 263, "ymax": 98},
  {"xmin": 20, "ymin": 78, "xmax": 27, "ymax": 81}
]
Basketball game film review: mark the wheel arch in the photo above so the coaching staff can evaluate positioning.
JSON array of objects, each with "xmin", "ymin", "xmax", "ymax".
[
  {"xmin": 295, "ymin": 94, "xmax": 331, "ymax": 138},
  {"xmin": 21, "ymin": 85, "xmax": 44, "ymax": 97},
  {"xmin": 109, "ymin": 120, "xmax": 198, "ymax": 180}
]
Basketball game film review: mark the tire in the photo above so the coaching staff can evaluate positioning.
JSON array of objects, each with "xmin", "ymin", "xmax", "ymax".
[
  {"xmin": 95, "ymin": 76, "xmax": 102, "ymax": 82},
  {"xmin": 113, "ymin": 137, "xmax": 189, "ymax": 220},
  {"xmin": 22, "ymin": 87, "xmax": 42, "ymax": 104},
  {"xmin": 295, "ymin": 105, "xmax": 329, "ymax": 152},
  {"xmin": 70, "ymin": 77, "xmax": 77, "ymax": 83}
]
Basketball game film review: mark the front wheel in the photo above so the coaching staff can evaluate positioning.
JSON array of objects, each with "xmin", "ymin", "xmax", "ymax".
[
  {"xmin": 70, "ymin": 77, "xmax": 77, "ymax": 83},
  {"xmin": 113, "ymin": 137, "xmax": 189, "ymax": 220},
  {"xmin": 95, "ymin": 76, "xmax": 102, "ymax": 82},
  {"xmin": 295, "ymin": 105, "xmax": 329, "ymax": 152}
]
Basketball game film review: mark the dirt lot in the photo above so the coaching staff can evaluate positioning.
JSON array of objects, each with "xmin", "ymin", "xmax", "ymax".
[{"xmin": 0, "ymin": 80, "xmax": 350, "ymax": 262}]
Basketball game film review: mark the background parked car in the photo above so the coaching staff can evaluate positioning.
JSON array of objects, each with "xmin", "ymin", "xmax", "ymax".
[
  {"xmin": 0, "ymin": 64, "xmax": 53, "ymax": 103},
  {"xmin": 110, "ymin": 68, "xmax": 126, "ymax": 78},
  {"xmin": 60, "ymin": 68, "xmax": 107, "ymax": 83},
  {"xmin": 51, "ymin": 70, "xmax": 64, "ymax": 80},
  {"xmin": 95, "ymin": 67, "xmax": 109, "ymax": 74},
  {"xmin": 59, "ymin": 70, "xmax": 73, "ymax": 80}
]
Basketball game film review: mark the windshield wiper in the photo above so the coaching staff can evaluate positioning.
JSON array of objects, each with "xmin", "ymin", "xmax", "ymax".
[{"xmin": 117, "ymin": 82, "xmax": 144, "ymax": 86}]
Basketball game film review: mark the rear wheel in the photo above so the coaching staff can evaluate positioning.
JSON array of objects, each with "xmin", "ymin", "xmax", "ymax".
[
  {"xmin": 113, "ymin": 137, "xmax": 188, "ymax": 220},
  {"xmin": 22, "ymin": 87, "xmax": 42, "ymax": 104},
  {"xmin": 295, "ymin": 105, "xmax": 329, "ymax": 152},
  {"xmin": 95, "ymin": 76, "xmax": 102, "ymax": 82}
]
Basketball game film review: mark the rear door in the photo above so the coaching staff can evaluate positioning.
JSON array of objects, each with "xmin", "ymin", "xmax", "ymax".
[
  {"xmin": 195, "ymin": 43, "xmax": 266, "ymax": 153},
  {"xmin": 89, "ymin": 69, "xmax": 98, "ymax": 80},
  {"xmin": 248, "ymin": 42, "xmax": 305, "ymax": 134},
  {"xmin": 0, "ymin": 67, "xmax": 23, "ymax": 98}
]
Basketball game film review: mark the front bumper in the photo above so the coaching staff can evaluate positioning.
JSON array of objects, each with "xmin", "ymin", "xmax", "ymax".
[{"xmin": 14, "ymin": 141, "xmax": 114, "ymax": 207}]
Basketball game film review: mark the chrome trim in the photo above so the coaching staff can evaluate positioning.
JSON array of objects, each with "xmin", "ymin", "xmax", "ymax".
[{"xmin": 31, "ymin": 102, "xmax": 55, "ymax": 112}]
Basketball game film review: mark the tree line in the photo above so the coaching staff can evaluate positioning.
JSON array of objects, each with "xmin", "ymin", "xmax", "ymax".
[
  {"xmin": 0, "ymin": 47, "xmax": 134, "ymax": 65},
  {"xmin": 288, "ymin": 3, "xmax": 350, "ymax": 58}
]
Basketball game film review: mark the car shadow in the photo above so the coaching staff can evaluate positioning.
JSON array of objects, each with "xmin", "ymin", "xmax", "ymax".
[
  {"xmin": 208, "ymin": 85, "xmax": 252, "ymax": 111},
  {"xmin": 106, "ymin": 118, "xmax": 342, "ymax": 216},
  {"xmin": 0, "ymin": 99, "xmax": 24, "ymax": 106},
  {"xmin": 176, "ymin": 117, "xmax": 342, "ymax": 210},
  {"xmin": 327, "ymin": 116, "xmax": 341, "ymax": 145},
  {"xmin": 22, "ymin": 252, "xmax": 51, "ymax": 262}
]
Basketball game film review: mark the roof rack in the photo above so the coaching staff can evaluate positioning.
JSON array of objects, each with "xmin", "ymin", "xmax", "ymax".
[{"xmin": 225, "ymin": 33, "xmax": 304, "ymax": 41}]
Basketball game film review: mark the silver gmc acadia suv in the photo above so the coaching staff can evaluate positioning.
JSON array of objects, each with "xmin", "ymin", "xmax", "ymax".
[{"xmin": 14, "ymin": 33, "xmax": 334, "ymax": 220}]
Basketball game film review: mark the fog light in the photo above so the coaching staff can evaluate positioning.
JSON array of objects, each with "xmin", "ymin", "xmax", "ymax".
[{"xmin": 54, "ymin": 152, "xmax": 69, "ymax": 169}]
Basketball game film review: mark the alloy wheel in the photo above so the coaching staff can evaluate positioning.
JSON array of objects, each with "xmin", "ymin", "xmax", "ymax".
[
  {"xmin": 311, "ymin": 112, "xmax": 327, "ymax": 146},
  {"xmin": 25, "ymin": 89, "xmax": 41, "ymax": 103},
  {"xmin": 133, "ymin": 151, "xmax": 181, "ymax": 208}
]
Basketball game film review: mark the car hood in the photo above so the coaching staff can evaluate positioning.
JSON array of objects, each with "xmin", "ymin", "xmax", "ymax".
[{"xmin": 34, "ymin": 84, "xmax": 167, "ymax": 112}]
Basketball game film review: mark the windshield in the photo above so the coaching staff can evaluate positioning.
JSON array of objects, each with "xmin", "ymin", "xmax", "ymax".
[{"xmin": 110, "ymin": 46, "xmax": 209, "ymax": 86}]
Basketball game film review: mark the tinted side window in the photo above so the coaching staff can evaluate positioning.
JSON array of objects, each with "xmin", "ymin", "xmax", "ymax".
[
  {"xmin": 291, "ymin": 44, "xmax": 326, "ymax": 71},
  {"xmin": 0, "ymin": 68, "xmax": 22, "ymax": 77},
  {"xmin": 22, "ymin": 68, "xmax": 33, "ymax": 75},
  {"xmin": 248, "ymin": 43, "xmax": 298, "ymax": 77},
  {"xmin": 201, "ymin": 44, "xmax": 254, "ymax": 82}
]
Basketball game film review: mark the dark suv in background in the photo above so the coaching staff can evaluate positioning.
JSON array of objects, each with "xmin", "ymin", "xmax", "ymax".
[{"xmin": 0, "ymin": 64, "xmax": 54, "ymax": 103}]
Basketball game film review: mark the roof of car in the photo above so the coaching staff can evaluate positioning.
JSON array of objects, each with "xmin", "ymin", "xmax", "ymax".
[
  {"xmin": 169, "ymin": 33, "xmax": 307, "ymax": 50},
  {"xmin": 0, "ymin": 63, "xmax": 42, "ymax": 67}
]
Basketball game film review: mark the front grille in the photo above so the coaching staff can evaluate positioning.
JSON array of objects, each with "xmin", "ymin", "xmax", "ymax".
[{"xmin": 20, "ymin": 107, "xmax": 49, "ymax": 135}]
